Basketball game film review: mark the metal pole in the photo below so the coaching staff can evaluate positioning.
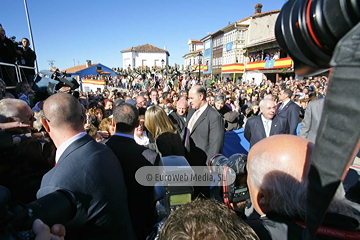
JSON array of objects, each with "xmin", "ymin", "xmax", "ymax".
[
  {"xmin": 198, "ymin": 62, "xmax": 200, "ymax": 81},
  {"xmin": 23, "ymin": 0, "xmax": 38, "ymax": 73}
]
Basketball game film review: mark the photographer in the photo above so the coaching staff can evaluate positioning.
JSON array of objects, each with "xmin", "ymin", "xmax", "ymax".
[
  {"xmin": 17, "ymin": 38, "xmax": 36, "ymax": 87},
  {"xmin": 0, "ymin": 25, "xmax": 17, "ymax": 86}
]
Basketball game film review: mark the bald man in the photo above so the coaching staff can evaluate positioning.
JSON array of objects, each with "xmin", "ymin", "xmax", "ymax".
[
  {"xmin": 169, "ymin": 98, "xmax": 188, "ymax": 141},
  {"xmin": 37, "ymin": 93, "xmax": 136, "ymax": 240},
  {"xmin": 185, "ymin": 85, "xmax": 224, "ymax": 166},
  {"xmin": 245, "ymin": 135, "xmax": 360, "ymax": 239}
]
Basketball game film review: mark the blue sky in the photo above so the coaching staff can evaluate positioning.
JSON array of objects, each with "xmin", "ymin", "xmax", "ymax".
[{"xmin": 3, "ymin": 0, "xmax": 287, "ymax": 71}]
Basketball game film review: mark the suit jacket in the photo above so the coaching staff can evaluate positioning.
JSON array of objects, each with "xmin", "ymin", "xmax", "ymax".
[
  {"xmin": 185, "ymin": 105, "xmax": 224, "ymax": 166},
  {"xmin": 244, "ymin": 115, "xmax": 290, "ymax": 148},
  {"xmin": 299, "ymin": 98, "xmax": 325, "ymax": 143},
  {"xmin": 168, "ymin": 111, "xmax": 187, "ymax": 141},
  {"xmin": 276, "ymin": 100, "xmax": 300, "ymax": 135},
  {"xmin": 37, "ymin": 134, "xmax": 136, "ymax": 240},
  {"xmin": 106, "ymin": 135, "xmax": 160, "ymax": 240}
]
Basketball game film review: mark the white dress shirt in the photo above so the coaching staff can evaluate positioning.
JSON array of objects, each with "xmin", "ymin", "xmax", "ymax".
[
  {"xmin": 261, "ymin": 115, "xmax": 272, "ymax": 137},
  {"xmin": 55, "ymin": 132, "xmax": 87, "ymax": 163}
]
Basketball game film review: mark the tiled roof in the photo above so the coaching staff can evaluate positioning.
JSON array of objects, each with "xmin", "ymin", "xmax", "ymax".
[
  {"xmin": 183, "ymin": 48, "xmax": 203, "ymax": 58},
  {"xmin": 62, "ymin": 63, "xmax": 99, "ymax": 73},
  {"xmin": 237, "ymin": 9, "xmax": 280, "ymax": 23},
  {"xmin": 189, "ymin": 39, "xmax": 202, "ymax": 43},
  {"xmin": 120, "ymin": 44, "xmax": 170, "ymax": 56}
]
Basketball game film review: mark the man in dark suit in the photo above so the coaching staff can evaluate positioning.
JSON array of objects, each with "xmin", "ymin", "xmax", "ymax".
[
  {"xmin": 299, "ymin": 98, "xmax": 325, "ymax": 143},
  {"xmin": 245, "ymin": 99, "xmax": 289, "ymax": 148},
  {"xmin": 106, "ymin": 102, "xmax": 160, "ymax": 240},
  {"xmin": 185, "ymin": 85, "xmax": 224, "ymax": 166},
  {"xmin": 185, "ymin": 85, "xmax": 224, "ymax": 198},
  {"xmin": 276, "ymin": 89, "xmax": 300, "ymax": 135},
  {"xmin": 38, "ymin": 93, "xmax": 136, "ymax": 240},
  {"xmin": 169, "ymin": 98, "xmax": 188, "ymax": 141}
]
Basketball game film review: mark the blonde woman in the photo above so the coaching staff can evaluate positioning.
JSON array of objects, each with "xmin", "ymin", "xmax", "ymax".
[{"xmin": 145, "ymin": 105, "xmax": 185, "ymax": 157}]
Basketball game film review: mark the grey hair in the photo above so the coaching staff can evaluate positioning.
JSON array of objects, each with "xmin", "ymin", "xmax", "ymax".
[
  {"xmin": 259, "ymin": 99, "xmax": 273, "ymax": 108},
  {"xmin": 248, "ymin": 151, "xmax": 360, "ymax": 221},
  {"xmin": 214, "ymin": 94, "xmax": 226, "ymax": 103},
  {"xmin": 33, "ymin": 110, "xmax": 44, "ymax": 131},
  {"xmin": 0, "ymin": 99, "xmax": 29, "ymax": 118}
]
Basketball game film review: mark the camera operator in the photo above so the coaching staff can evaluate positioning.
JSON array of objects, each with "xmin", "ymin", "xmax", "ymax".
[
  {"xmin": 17, "ymin": 38, "xmax": 36, "ymax": 88},
  {"xmin": 0, "ymin": 25, "xmax": 17, "ymax": 86}
]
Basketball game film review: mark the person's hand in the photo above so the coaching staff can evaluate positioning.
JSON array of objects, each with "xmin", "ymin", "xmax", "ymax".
[
  {"xmin": 97, "ymin": 131, "xmax": 109, "ymax": 139},
  {"xmin": 58, "ymin": 86, "xmax": 71, "ymax": 93},
  {"xmin": 33, "ymin": 219, "xmax": 66, "ymax": 240},
  {"xmin": 230, "ymin": 201, "xmax": 247, "ymax": 215},
  {"xmin": 95, "ymin": 131, "xmax": 109, "ymax": 142},
  {"xmin": 0, "ymin": 121, "xmax": 31, "ymax": 133}
]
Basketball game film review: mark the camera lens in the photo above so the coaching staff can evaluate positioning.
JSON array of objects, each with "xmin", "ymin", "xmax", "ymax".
[{"xmin": 275, "ymin": 0, "xmax": 360, "ymax": 75}]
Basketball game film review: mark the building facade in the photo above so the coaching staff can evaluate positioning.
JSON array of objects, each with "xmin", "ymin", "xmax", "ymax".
[
  {"xmin": 184, "ymin": 4, "xmax": 294, "ymax": 85},
  {"xmin": 200, "ymin": 35, "xmax": 212, "ymax": 75},
  {"xmin": 182, "ymin": 39, "xmax": 204, "ymax": 75},
  {"xmin": 121, "ymin": 44, "xmax": 169, "ymax": 69},
  {"xmin": 211, "ymin": 31, "xmax": 224, "ymax": 81}
]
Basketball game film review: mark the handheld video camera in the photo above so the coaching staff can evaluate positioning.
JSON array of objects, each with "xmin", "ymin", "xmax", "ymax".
[
  {"xmin": 0, "ymin": 186, "xmax": 76, "ymax": 240},
  {"xmin": 208, "ymin": 153, "xmax": 249, "ymax": 207},
  {"xmin": 33, "ymin": 69, "xmax": 79, "ymax": 96}
]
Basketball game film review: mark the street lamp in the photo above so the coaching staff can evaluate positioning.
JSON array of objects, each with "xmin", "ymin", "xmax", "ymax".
[
  {"xmin": 197, "ymin": 52, "xmax": 202, "ymax": 81},
  {"xmin": 161, "ymin": 59, "xmax": 165, "ymax": 68}
]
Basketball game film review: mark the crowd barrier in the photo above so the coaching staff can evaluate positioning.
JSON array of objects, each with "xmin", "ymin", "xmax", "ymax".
[{"xmin": 221, "ymin": 128, "xmax": 250, "ymax": 157}]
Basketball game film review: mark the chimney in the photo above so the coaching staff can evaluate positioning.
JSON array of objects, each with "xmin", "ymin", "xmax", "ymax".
[
  {"xmin": 255, "ymin": 3, "xmax": 263, "ymax": 14},
  {"xmin": 164, "ymin": 46, "xmax": 167, "ymax": 50},
  {"xmin": 86, "ymin": 60, "xmax": 91, "ymax": 68}
]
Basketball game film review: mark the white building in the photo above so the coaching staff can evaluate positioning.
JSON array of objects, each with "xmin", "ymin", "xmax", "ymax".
[
  {"xmin": 182, "ymin": 39, "xmax": 204, "ymax": 72},
  {"xmin": 120, "ymin": 44, "xmax": 170, "ymax": 68}
]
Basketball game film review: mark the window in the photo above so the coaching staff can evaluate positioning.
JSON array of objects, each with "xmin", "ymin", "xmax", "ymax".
[
  {"xmin": 155, "ymin": 59, "xmax": 159, "ymax": 66},
  {"xmin": 205, "ymin": 40, "xmax": 210, "ymax": 50},
  {"xmin": 239, "ymin": 30, "xmax": 245, "ymax": 40}
]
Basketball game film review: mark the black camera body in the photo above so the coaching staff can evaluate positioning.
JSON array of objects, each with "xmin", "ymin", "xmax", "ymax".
[
  {"xmin": 33, "ymin": 70, "xmax": 79, "ymax": 96},
  {"xmin": 0, "ymin": 186, "xmax": 76, "ymax": 240},
  {"xmin": 208, "ymin": 153, "xmax": 249, "ymax": 206}
]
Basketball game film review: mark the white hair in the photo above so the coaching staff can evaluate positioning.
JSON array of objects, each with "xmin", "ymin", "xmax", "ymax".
[
  {"xmin": 259, "ymin": 99, "xmax": 274, "ymax": 108},
  {"xmin": 0, "ymin": 99, "xmax": 29, "ymax": 119},
  {"xmin": 248, "ymin": 151, "xmax": 360, "ymax": 221},
  {"xmin": 33, "ymin": 110, "xmax": 44, "ymax": 131}
]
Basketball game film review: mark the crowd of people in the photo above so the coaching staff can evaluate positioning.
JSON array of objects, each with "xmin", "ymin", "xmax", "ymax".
[{"xmin": 1, "ymin": 22, "xmax": 359, "ymax": 238}]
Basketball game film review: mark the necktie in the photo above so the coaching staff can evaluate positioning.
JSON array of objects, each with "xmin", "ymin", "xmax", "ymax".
[
  {"xmin": 278, "ymin": 103, "xmax": 284, "ymax": 112},
  {"xmin": 264, "ymin": 120, "xmax": 270, "ymax": 137},
  {"xmin": 188, "ymin": 110, "xmax": 199, "ymax": 133}
]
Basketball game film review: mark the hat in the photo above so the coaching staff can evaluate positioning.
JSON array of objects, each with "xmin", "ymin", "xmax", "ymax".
[{"xmin": 125, "ymin": 99, "xmax": 136, "ymax": 106}]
